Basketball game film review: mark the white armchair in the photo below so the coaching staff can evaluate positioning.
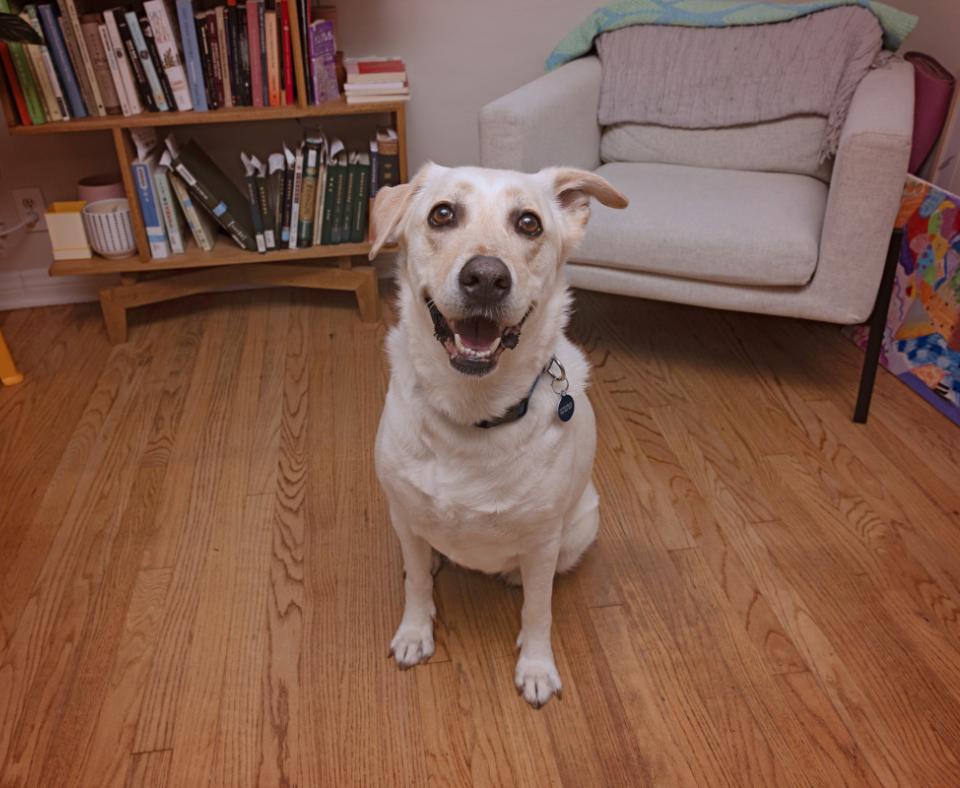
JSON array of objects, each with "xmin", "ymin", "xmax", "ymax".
[{"xmin": 479, "ymin": 55, "xmax": 914, "ymax": 420}]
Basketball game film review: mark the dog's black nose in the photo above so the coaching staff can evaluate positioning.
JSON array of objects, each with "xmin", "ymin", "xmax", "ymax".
[{"xmin": 458, "ymin": 256, "xmax": 511, "ymax": 305}]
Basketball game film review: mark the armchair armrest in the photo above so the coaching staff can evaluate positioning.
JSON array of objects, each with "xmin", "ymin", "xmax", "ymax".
[
  {"xmin": 479, "ymin": 57, "xmax": 602, "ymax": 172},
  {"xmin": 816, "ymin": 60, "xmax": 914, "ymax": 322}
]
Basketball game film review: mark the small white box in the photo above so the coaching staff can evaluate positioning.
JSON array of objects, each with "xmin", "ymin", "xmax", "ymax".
[{"xmin": 45, "ymin": 201, "xmax": 92, "ymax": 261}]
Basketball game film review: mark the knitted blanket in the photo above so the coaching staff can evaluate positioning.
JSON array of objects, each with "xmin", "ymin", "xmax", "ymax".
[
  {"xmin": 596, "ymin": 6, "xmax": 890, "ymax": 160},
  {"xmin": 546, "ymin": 0, "xmax": 917, "ymax": 71}
]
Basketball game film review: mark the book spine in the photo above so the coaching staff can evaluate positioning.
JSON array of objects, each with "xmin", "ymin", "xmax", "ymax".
[
  {"xmin": 214, "ymin": 6, "xmax": 232, "ymax": 107},
  {"xmin": 168, "ymin": 169, "xmax": 216, "ymax": 250},
  {"xmin": 225, "ymin": 5, "xmax": 240, "ymax": 104},
  {"xmin": 246, "ymin": 1, "xmax": 262, "ymax": 107},
  {"xmin": 175, "ymin": 0, "xmax": 207, "ymax": 111},
  {"xmin": 125, "ymin": 12, "xmax": 168, "ymax": 111},
  {"xmin": 57, "ymin": 0, "xmax": 104, "ymax": 114},
  {"xmin": 296, "ymin": 143, "xmax": 318, "ymax": 245},
  {"xmin": 315, "ymin": 18, "xmax": 337, "ymax": 100},
  {"xmin": 320, "ymin": 157, "xmax": 336, "ymax": 244},
  {"xmin": 204, "ymin": 14, "xmax": 224, "ymax": 108},
  {"xmin": 194, "ymin": 14, "xmax": 216, "ymax": 109},
  {"xmin": 307, "ymin": 24, "xmax": 320, "ymax": 104},
  {"xmin": 237, "ymin": 5, "xmax": 250, "ymax": 104},
  {"xmin": 256, "ymin": 173, "xmax": 274, "ymax": 248},
  {"xmin": 268, "ymin": 166, "xmax": 284, "ymax": 242},
  {"xmin": 36, "ymin": 5, "xmax": 85, "ymax": 118},
  {"xmin": 0, "ymin": 42, "xmax": 33, "ymax": 125},
  {"xmin": 143, "ymin": 1, "xmax": 192, "ymax": 112},
  {"xmin": 116, "ymin": 12, "xmax": 155, "ymax": 111},
  {"xmin": 21, "ymin": 9, "xmax": 62, "ymax": 121},
  {"xmin": 311, "ymin": 162, "xmax": 325, "ymax": 244},
  {"xmin": 330, "ymin": 159, "xmax": 345, "ymax": 244},
  {"xmin": 279, "ymin": 0, "xmax": 292, "ymax": 105},
  {"xmin": 37, "ymin": 23, "xmax": 70, "ymax": 119},
  {"xmin": 142, "ymin": 17, "xmax": 176, "ymax": 111},
  {"xmin": 244, "ymin": 170, "xmax": 267, "ymax": 253},
  {"xmin": 172, "ymin": 155, "xmax": 255, "ymax": 250},
  {"xmin": 341, "ymin": 159, "xmax": 356, "ymax": 244},
  {"xmin": 280, "ymin": 157, "xmax": 294, "ymax": 243},
  {"xmin": 131, "ymin": 160, "xmax": 170, "ymax": 258},
  {"xmin": 287, "ymin": 145, "xmax": 303, "ymax": 248},
  {"xmin": 58, "ymin": 15, "xmax": 97, "ymax": 115},
  {"xmin": 257, "ymin": 0, "xmax": 267, "ymax": 106},
  {"xmin": 103, "ymin": 11, "xmax": 141, "ymax": 115},
  {"xmin": 295, "ymin": 0, "xmax": 309, "ymax": 103},
  {"xmin": 351, "ymin": 159, "xmax": 370, "ymax": 243},
  {"xmin": 264, "ymin": 10, "xmax": 279, "ymax": 106},
  {"xmin": 99, "ymin": 24, "xmax": 130, "ymax": 115},
  {"xmin": 154, "ymin": 167, "xmax": 184, "ymax": 254},
  {"xmin": 80, "ymin": 16, "xmax": 120, "ymax": 114}
]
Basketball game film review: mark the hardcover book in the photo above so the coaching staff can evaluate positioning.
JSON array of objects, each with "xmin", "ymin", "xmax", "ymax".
[
  {"xmin": 79, "ymin": 13, "xmax": 121, "ymax": 114},
  {"xmin": 143, "ymin": 0, "xmax": 192, "ymax": 111},
  {"xmin": 55, "ymin": 0, "xmax": 105, "ymax": 114},
  {"xmin": 168, "ymin": 167, "xmax": 217, "ymax": 251},
  {"xmin": 102, "ymin": 10, "xmax": 142, "ymax": 115},
  {"xmin": 115, "ymin": 9, "xmax": 155, "ymax": 111},
  {"xmin": 36, "ymin": 3, "xmax": 86, "ymax": 117},
  {"xmin": 130, "ymin": 127, "xmax": 170, "ymax": 258},
  {"xmin": 175, "ymin": 0, "xmax": 207, "ymax": 111}
]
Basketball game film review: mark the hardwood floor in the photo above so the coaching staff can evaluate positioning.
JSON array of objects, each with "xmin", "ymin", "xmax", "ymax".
[{"xmin": 2, "ymin": 286, "xmax": 960, "ymax": 786}]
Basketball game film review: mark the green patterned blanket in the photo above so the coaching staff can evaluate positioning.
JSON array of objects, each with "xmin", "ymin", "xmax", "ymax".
[{"xmin": 546, "ymin": 0, "xmax": 917, "ymax": 70}]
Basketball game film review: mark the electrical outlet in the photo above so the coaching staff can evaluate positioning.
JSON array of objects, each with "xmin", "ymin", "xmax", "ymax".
[{"xmin": 12, "ymin": 187, "xmax": 46, "ymax": 232}]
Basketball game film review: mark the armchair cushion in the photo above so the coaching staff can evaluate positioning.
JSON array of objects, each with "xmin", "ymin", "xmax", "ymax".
[
  {"xmin": 600, "ymin": 116, "xmax": 833, "ymax": 180},
  {"xmin": 573, "ymin": 162, "xmax": 828, "ymax": 287}
]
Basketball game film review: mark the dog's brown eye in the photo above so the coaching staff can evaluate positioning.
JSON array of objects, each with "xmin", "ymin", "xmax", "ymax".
[
  {"xmin": 516, "ymin": 211, "xmax": 542, "ymax": 238},
  {"xmin": 428, "ymin": 203, "xmax": 456, "ymax": 228}
]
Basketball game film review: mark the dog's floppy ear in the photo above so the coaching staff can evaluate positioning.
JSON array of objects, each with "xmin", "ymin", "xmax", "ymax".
[
  {"xmin": 549, "ymin": 167, "xmax": 629, "ymax": 212},
  {"xmin": 368, "ymin": 183, "xmax": 413, "ymax": 260}
]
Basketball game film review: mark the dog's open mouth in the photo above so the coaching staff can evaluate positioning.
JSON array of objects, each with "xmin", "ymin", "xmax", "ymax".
[{"xmin": 426, "ymin": 298, "xmax": 531, "ymax": 376}]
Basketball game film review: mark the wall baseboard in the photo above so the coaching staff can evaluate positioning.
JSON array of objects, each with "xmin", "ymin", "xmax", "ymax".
[{"xmin": 0, "ymin": 268, "xmax": 115, "ymax": 311}]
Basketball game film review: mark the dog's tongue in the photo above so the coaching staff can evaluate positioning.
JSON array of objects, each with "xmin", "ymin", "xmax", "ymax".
[{"xmin": 453, "ymin": 316, "xmax": 501, "ymax": 350}]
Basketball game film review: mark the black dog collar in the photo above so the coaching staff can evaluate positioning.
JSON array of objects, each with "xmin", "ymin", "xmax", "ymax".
[{"xmin": 474, "ymin": 356, "xmax": 575, "ymax": 429}]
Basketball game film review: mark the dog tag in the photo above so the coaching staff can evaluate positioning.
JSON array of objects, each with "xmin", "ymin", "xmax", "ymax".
[{"xmin": 557, "ymin": 394, "xmax": 575, "ymax": 422}]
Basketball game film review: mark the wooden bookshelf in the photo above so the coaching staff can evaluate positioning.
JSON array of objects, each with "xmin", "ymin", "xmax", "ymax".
[{"xmin": 0, "ymin": 35, "xmax": 409, "ymax": 343}]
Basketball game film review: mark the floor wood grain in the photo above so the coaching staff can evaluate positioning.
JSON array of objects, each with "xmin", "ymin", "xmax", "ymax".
[{"xmin": 2, "ymin": 286, "xmax": 960, "ymax": 786}]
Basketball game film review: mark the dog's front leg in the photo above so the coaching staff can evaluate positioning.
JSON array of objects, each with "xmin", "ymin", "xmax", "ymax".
[
  {"xmin": 389, "ymin": 510, "xmax": 436, "ymax": 669},
  {"xmin": 515, "ymin": 536, "xmax": 562, "ymax": 708}
]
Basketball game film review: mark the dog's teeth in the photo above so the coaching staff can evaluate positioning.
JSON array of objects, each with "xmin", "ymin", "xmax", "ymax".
[
  {"xmin": 454, "ymin": 334, "xmax": 466, "ymax": 354},
  {"xmin": 453, "ymin": 333, "xmax": 500, "ymax": 359}
]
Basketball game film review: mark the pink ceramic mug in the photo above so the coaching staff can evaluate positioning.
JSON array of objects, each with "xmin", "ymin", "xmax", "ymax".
[{"xmin": 77, "ymin": 173, "xmax": 125, "ymax": 204}]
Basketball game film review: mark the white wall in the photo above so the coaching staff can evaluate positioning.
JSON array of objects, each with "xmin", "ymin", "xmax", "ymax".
[{"xmin": 0, "ymin": 0, "xmax": 956, "ymax": 308}]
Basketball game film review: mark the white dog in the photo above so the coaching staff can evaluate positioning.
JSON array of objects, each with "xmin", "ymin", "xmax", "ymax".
[{"xmin": 369, "ymin": 163, "xmax": 627, "ymax": 708}]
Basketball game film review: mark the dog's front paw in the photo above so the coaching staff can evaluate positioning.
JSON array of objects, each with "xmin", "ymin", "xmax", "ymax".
[
  {"xmin": 514, "ymin": 656, "xmax": 562, "ymax": 709},
  {"xmin": 389, "ymin": 624, "xmax": 434, "ymax": 669}
]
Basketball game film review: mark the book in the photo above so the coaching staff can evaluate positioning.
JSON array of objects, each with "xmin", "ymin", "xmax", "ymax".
[
  {"xmin": 376, "ymin": 127, "xmax": 400, "ymax": 188},
  {"xmin": 241, "ymin": 152, "xmax": 267, "ymax": 252},
  {"xmin": 116, "ymin": 9, "xmax": 155, "ymax": 111},
  {"xmin": 175, "ymin": 0, "xmax": 207, "ymax": 111},
  {"xmin": 257, "ymin": 0, "xmax": 267, "ymax": 106},
  {"xmin": 143, "ymin": 0, "xmax": 192, "ymax": 112},
  {"xmin": 345, "ymin": 93, "xmax": 409, "ymax": 105},
  {"xmin": 155, "ymin": 152, "xmax": 187, "ymax": 254},
  {"xmin": 140, "ymin": 15, "xmax": 176, "ymax": 111},
  {"xmin": 225, "ymin": 0, "xmax": 241, "ymax": 104},
  {"xmin": 287, "ymin": 142, "xmax": 304, "ymax": 248},
  {"xmin": 102, "ymin": 10, "xmax": 142, "ymax": 115},
  {"xmin": 369, "ymin": 138, "xmax": 378, "ymax": 195},
  {"xmin": 328, "ymin": 150, "xmax": 347, "ymax": 244},
  {"xmin": 203, "ymin": 12, "xmax": 224, "ymax": 108},
  {"xmin": 130, "ymin": 127, "xmax": 170, "ymax": 258},
  {"xmin": 194, "ymin": 13, "xmax": 216, "ymax": 109},
  {"xmin": 80, "ymin": 14, "xmax": 121, "ymax": 114},
  {"xmin": 341, "ymin": 151, "xmax": 358, "ymax": 244},
  {"xmin": 350, "ymin": 151, "xmax": 371, "ymax": 243},
  {"xmin": 59, "ymin": 14, "xmax": 101, "ymax": 114},
  {"xmin": 267, "ymin": 152, "xmax": 285, "ymax": 244},
  {"xmin": 165, "ymin": 135, "xmax": 257, "ymax": 250},
  {"xmin": 280, "ymin": 143, "xmax": 295, "ymax": 244},
  {"xmin": 296, "ymin": 134, "xmax": 323, "ymax": 245},
  {"xmin": 319, "ymin": 146, "xmax": 337, "ymax": 244},
  {"xmin": 245, "ymin": 1, "xmax": 262, "ymax": 107},
  {"xmin": 255, "ymin": 158, "xmax": 274, "ymax": 249},
  {"xmin": 345, "ymin": 57, "xmax": 406, "ymax": 83},
  {"xmin": 36, "ymin": 4, "xmax": 85, "ymax": 118},
  {"xmin": 98, "ymin": 23, "xmax": 130, "ymax": 115},
  {"xmin": 168, "ymin": 167, "xmax": 217, "ymax": 251},
  {"xmin": 279, "ymin": 0, "xmax": 292, "ymax": 104},
  {"xmin": 0, "ymin": 0, "xmax": 45, "ymax": 124},
  {"xmin": 294, "ymin": 0, "xmax": 309, "ymax": 102},
  {"xmin": 237, "ymin": 3, "xmax": 251, "ymax": 104},
  {"xmin": 0, "ymin": 43, "xmax": 33, "ymax": 125},
  {"xmin": 343, "ymin": 81, "xmax": 407, "ymax": 94},
  {"xmin": 307, "ymin": 18, "xmax": 337, "ymax": 103},
  {"xmin": 264, "ymin": 8, "xmax": 279, "ymax": 106},
  {"xmin": 214, "ymin": 6, "xmax": 232, "ymax": 107},
  {"xmin": 312, "ymin": 142, "xmax": 334, "ymax": 245},
  {"xmin": 21, "ymin": 7, "xmax": 65, "ymax": 121},
  {"xmin": 55, "ymin": 0, "xmax": 105, "ymax": 114}
]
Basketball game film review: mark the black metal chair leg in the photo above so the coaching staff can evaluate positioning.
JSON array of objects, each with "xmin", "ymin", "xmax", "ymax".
[{"xmin": 853, "ymin": 227, "xmax": 903, "ymax": 423}]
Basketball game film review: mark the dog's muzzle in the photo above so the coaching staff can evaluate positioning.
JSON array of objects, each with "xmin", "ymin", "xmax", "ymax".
[{"xmin": 426, "ymin": 297, "xmax": 531, "ymax": 377}]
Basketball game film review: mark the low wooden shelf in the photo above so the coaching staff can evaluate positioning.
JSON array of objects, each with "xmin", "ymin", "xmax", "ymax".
[{"xmin": 1, "ymin": 93, "xmax": 408, "ymax": 342}]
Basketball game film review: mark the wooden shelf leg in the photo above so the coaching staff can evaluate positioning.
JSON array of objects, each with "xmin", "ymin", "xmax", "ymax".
[
  {"xmin": 0, "ymin": 328, "xmax": 24, "ymax": 386},
  {"xmin": 99, "ymin": 286, "xmax": 128, "ymax": 345},
  {"xmin": 355, "ymin": 267, "xmax": 380, "ymax": 323}
]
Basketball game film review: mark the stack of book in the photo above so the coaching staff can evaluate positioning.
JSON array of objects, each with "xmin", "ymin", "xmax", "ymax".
[
  {"xmin": 128, "ymin": 125, "xmax": 400, "ymax": 259},
  {"xmin": 343, "ymin": 56, "xmax": 409, "ymax": 105},
  {"xmin": 0, "ymin": 0, "xmax": 346, "ymax": 125}
]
